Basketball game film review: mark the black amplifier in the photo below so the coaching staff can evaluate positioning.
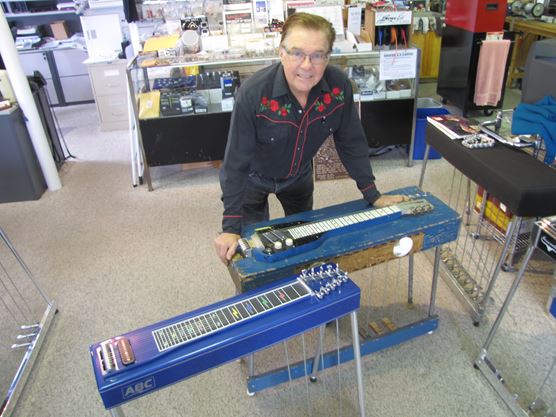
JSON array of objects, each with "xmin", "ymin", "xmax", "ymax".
[{"xmin": 533, "ymin": 215, "xmax": 556, "ymax": 261}]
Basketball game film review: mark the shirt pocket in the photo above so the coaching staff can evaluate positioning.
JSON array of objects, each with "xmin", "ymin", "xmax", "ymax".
[
  {"xmin": 311, "ymin": 112, "xmax": 340, "ymax": 139},
  {"xmin": 256, "ymin": 119, "xmax": 291, "ymax": 146}
]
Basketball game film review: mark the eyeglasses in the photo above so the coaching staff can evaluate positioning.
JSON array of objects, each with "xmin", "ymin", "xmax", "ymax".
[{"xmin": 282, "ymin": 46, "xmax": 329, "ymax": 65}]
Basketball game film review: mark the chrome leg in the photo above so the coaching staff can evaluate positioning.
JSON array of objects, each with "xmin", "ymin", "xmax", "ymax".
[
  {"xmin": 351, "ymin": 312, "xmax": 366, "ymax": 417},
  {"xmin": 408, "ymin": 254, "xmax": 414, "ymax": 304},
  {"xmin": 418, "ymin": 144, "xmax": 430, "ymax": 189},
  {"xmin": 478, "ymin": 220, "xmax": 520, "ymax": 323},
  {"xmin": 428, "ymin": 247, "xmax": 441, "ymax": 317},
  {"xmin": 310, "ymin": 325, "xmax": 325, "ymax": 382},
  {"xmin": 109, "ymin": 407, "xmax": 126, "ymax": 417}
]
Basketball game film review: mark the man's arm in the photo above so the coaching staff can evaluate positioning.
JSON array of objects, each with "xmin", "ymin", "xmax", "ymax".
[
  {"xmin": 333, "ymin": 76, "xmax": 381, "ymax": 203},
  {"xmin": 333, "ymin": 77, "xmax": 407, "ymax": 207},
  {"xmin": 215, "ymin": 87, "xmax": 257, "ymax": 264}
]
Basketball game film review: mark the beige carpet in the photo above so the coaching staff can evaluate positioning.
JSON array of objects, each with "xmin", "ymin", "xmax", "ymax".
[{"xmin": 0, "ymin": 95, "xmax": 554, "ymax": 417}]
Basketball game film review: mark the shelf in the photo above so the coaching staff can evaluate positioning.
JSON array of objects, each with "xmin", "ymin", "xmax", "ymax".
[
  {"xmin": 5, "ymin": 10, "xmax": 75, "ymax": 17},
  {"xmin": 132, "ymin": 50, "xmax": 382, "ymax": 71}
]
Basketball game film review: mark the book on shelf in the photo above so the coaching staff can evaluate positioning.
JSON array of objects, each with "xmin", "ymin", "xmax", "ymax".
[{"xmin": 427, "ymin": 114, "xmax": 480, "ymax": 139}]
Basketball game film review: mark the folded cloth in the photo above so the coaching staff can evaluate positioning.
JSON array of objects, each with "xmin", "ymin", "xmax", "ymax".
[
  {"xmin": 515, "ymin": 96, "xmax": 556, "ymax": 121},
  {"xmin": 473, "ymin": 39, "xmax": 511, "ymax": 107},
  {"xmin": 512, "ymin": 95, "xmax": 556, "ymax": 164}
]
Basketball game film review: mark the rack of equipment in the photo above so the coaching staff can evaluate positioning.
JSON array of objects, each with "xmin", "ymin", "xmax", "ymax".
[{"xmin": 0, "ymin": 228, "xmax": 56, "ymax": 417}]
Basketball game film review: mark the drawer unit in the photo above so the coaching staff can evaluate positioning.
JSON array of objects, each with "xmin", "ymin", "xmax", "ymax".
[
  {"xmin": 88, "ymin": 59, "xmax": 129, "ymax": 131},
  {"xmin": 18, "ymin": 48, "xmax": 93, "ymax": 105}
]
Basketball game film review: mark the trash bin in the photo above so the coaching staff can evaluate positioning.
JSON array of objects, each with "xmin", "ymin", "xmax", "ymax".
[{"xmin": 412, "ymin": 97, "xmax": 449, "ymax": 160}]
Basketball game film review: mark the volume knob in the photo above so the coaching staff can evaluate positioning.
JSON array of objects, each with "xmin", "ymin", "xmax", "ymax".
[
  {"xmin": 273, "ymin": 241, "xmax": 283, "ymax": 251},
  {"xmin": 285, "ymin": 238, "xmax": 294, "ymax": 247}
]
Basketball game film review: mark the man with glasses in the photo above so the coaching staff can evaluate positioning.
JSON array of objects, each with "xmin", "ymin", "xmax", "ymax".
[{"xmin": 214, "ymin": 12, "xmax": 406, "ymax": 265}]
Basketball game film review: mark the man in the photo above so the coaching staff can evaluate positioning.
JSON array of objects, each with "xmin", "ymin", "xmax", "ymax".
[{"xmin": 214, "ymin": 12, "xmax": 406, "ymax": 265}]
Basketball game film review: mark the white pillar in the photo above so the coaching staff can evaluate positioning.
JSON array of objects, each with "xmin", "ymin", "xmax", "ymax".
[{"xmin": 0, "ymin": 8, "xmax": 62, "ymax": 191}]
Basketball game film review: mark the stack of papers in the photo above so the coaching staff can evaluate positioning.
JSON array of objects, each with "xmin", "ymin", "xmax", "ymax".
[{"xmin": 427, "ymin": 114, "xmax": 480, "ymax": 140}]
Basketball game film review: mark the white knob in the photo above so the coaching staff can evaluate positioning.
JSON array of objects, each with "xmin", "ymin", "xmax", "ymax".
[
  {"xmin": 273, "ymin": 241, "xmax": 282, "ymax": 251},
  {"xmin": 393, "ymin": 237, "xmax": 413, "ymax": 257},
  {"xmin": 285, "ymin": 238, "xmax": 293, "ymax": 247}
]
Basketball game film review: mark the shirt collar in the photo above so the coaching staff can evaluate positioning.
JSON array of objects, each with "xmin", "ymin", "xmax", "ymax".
[{"xmin": 271, "ymin": 63, "xmax": 331, "ymax": 100}]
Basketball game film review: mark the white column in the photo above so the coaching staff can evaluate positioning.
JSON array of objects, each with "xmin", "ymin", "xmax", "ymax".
[{"xmin": 0, "ymin": 8, "xmax": 62, "ymax": 191}]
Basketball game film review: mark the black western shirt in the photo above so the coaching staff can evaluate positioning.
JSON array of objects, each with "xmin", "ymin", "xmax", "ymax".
[{"xmin": 220, "ymin": 62, "xmax": 381, "ymax": 234}]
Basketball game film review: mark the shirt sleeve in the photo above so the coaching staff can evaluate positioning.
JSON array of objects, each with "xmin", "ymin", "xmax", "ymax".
[
  {"xmin": 219, "ymin": 86, "xmax": 257, "ymax": 234},
  {"xmin": 333, "ymin": 77, "xmax": 381, "ymax": 205}
]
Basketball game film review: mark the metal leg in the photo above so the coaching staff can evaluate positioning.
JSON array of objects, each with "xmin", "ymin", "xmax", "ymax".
[
  {"xmin": 109, "ymin": 407, "xmax": 126, "ymax": 417},
  {"xmin": 503, "ymin": 217, "xmax": 523, "ymax": 271},
  {"xmin": 418, "ymin": 144, "xmax": 430, "ymax": 189},
  {"xmin": 408, "ymin": 254, "xmax": 414, "ymax": 304},
  {"xmin": 478, "ymin": 219, "xmax": 520, "ymax": 323},
  {"xmin": 248, "ymin": 354, "xmax": 255, "ymax": 377},
  {"xmin": 473, "ymin": 189, "xmax": 489, "ymax": 239},
  {"xmin": 464, "ymin": 178, "xmax": 472, "ymax": 226},
  {"xmin": 350, "ymin": 312, "xmax": 367, "ymax": 417},
  {"xmin": 125, "ymin": 67, "xmax": 153, "ymax": 191},
  {"xmin": 482, "ymin": 238, "xmax": 537, "ymax": 351},
  {"xmin": 428, "ymin": 247, "xmax": 441, "ymax": 317},
  {"xmin": 310, "ymin": 325, "xmax": 325, "ymax": 382}
]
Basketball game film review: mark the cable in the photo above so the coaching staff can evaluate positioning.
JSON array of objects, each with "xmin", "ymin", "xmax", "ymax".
[{"xmin": 43, "ymin": 87, "xmax": 76, "ymax": 160}]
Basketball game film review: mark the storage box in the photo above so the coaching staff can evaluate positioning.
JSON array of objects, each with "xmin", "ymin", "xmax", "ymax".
[
  {"xmin": 50, "ymin": 21, "xmax": 71, "ymax": 40},
  {"xmin": 412, "ymin": 97, "xmax": 447, "ymax": 160},
  {"xmin": 364, "ymin": 7, "xmax": 412, "ymax": 45}
]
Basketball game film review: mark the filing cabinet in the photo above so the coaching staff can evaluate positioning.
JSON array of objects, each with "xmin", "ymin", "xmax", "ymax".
[{"xmin": 87, "ymin": 59, "xmax": 129, "ymax": 131}]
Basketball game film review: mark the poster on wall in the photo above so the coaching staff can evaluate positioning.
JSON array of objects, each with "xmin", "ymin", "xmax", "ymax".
[
  {"xmin": 253, "ymin": 0, "xmax": 269, "ymax": 29},
  {"xmin": 267, "ymin": 0, "xmax": 285, "ymax": 21},
  {"xmin": 379, "ymin": 49, "xmax": 417, "ymax": 80},
  {"xmin": 224, "ymin": 10, "xmax": 254, "ymax": 34},
  {"xmin": 287, "ymin": 5, "xmax": 344, "ymax": 37},
  {"xmin": 223, "ymin": 0, "xmax": 251, "ymax": 6}
]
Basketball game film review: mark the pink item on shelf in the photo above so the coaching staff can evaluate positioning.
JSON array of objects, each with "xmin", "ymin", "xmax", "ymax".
[{"xmin": 473, "ymin": 39, "xmax": 511, "ymax": 107}]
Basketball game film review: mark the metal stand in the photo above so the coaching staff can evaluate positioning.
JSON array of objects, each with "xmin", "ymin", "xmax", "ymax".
[
  {"xmin": 475, "ymin": 219, "xmax": 556, "ymax": 416},
  {"xmin": 0, "ymin": 228, "xmax": 56, "ymax": 417},
  {"xmin": 419, "ymin": 144, "xmax": 531, "ymax": 325},
  {"xmin": 248, "ymin": 247, "xmax": 443, "ymax": 395}
]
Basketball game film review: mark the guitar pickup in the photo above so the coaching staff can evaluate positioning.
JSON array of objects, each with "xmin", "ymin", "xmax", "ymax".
[
  {"xmin": 97, "ymin": 340, "xmax": 118, "ymax": 375},
  {"xmin": 117, "ymin": 338, "xmax": 136, "ymax": 366}
]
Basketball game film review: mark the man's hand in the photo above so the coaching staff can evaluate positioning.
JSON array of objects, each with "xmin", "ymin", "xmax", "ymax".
[
  {"xmin": 373, "ymin": 194, "xmax": 409, "ymax": 208},
  {"xmin": 214, "ymin": 232, "xmax": 241, "ymax": 265}
]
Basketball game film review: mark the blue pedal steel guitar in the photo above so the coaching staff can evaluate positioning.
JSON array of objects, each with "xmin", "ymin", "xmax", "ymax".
[
  {"xmin": 90, "ymin": 264, "xmax": 361, "ymax": 410},
  {"xmin": 240, "ymin": 198, "xmax": 433, "ymax": 263},
  {"xmin": 230, "ymin": 186, "xmax": 461, "ymax": 293}
]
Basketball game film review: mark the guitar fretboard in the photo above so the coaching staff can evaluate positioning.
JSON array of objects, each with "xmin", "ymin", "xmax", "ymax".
[
  {"xmin": 286, "ymin": 206, "xmax": 400, "ymax": 239},
  {"xmin": 152, "ymin": 280, "xmax": 311, "ymax": 352}
]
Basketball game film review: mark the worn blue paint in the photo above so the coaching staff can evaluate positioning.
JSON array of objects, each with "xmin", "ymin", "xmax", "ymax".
[{"xmin": 232, "ymin": 186, "xmax": 461, "ymax": 292}]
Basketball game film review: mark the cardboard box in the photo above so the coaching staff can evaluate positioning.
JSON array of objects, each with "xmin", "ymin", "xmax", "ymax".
[{"xmin": 50, "ymin": 21, "xmax": 71, "ymax": 40}]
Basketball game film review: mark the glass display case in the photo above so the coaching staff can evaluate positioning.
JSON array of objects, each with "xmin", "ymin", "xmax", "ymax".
[{"xmin": 126, "ymin": 49, "xmax": 421, "ymax": 190}]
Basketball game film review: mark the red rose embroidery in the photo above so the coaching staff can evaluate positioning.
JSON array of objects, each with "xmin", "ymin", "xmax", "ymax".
[
  {"xmin": 332, "ymin": 87, "xmax": 341, "ymax": 96},
  {"xmin": 323, "ymin": 93, "xmax": 332, "ymax": 104},
  {"xmin": 270, "ymin": 100, "xmax": 280, "ymax": 112},
  {"xmin": 280, "ymin": 108, "xmax": 288, "ymax": 116},
  {"xmin": 317, "ymin": 104, "xmax": 325, "ymax": 112},
  {"xmin": 261, "ymin": 96, "xmax": 268, "ymax": 106}
]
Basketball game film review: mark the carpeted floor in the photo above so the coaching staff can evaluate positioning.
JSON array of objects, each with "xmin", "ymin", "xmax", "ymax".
[{"xmin": 1, "ymin": 84, "xmax": 554, "ymax": 417}]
